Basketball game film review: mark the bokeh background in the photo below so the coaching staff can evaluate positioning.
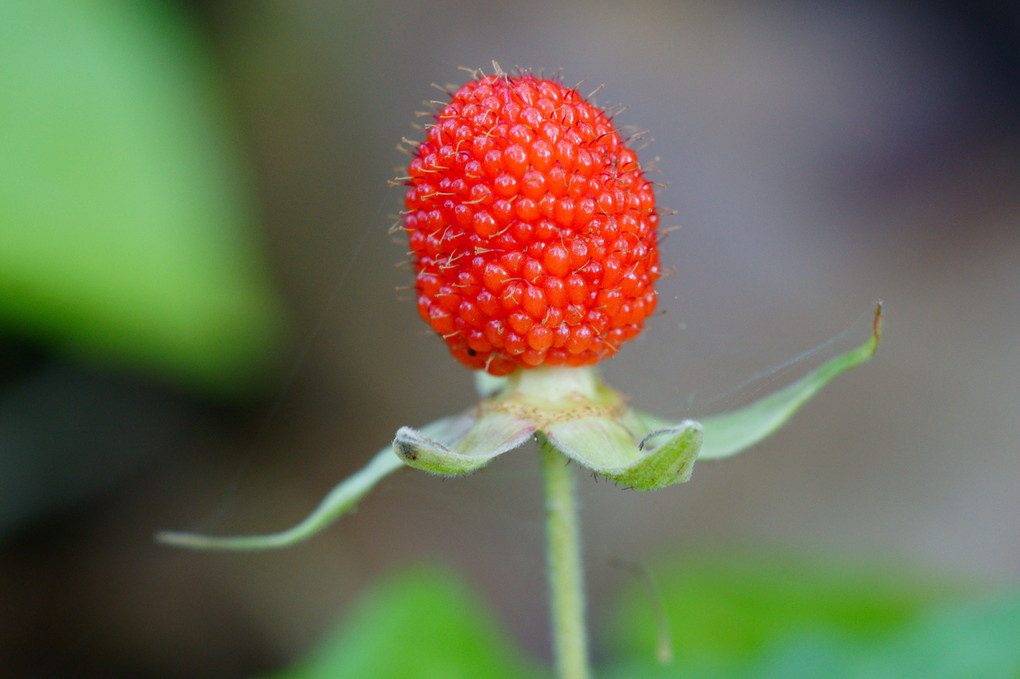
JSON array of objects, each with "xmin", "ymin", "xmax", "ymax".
[{"xmin": 2, "ymin": 1, "xmax": 1018, "ymax": 677}]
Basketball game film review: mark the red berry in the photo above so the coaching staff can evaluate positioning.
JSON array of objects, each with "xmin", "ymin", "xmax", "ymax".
[{"xmin": 403, "ymin": 72, "xmax": 660, "ymax": 375}]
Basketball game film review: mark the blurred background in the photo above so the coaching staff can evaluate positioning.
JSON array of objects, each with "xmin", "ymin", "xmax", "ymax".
[{"xmin": 1, "ymin": 1, "xmax": 1018, "ymax": 677}]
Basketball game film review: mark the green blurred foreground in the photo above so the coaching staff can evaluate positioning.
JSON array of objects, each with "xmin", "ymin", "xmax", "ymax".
[
  {"xmin": 270, "ymin": 555, "xmax": 1020, "ymax": 679},
  {"xmin": 0, "ymin": 0, "xmax": 283, "ymax": 394}
]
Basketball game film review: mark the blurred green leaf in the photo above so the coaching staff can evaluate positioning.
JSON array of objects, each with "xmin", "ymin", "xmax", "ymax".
[
  {"xmin": 602, "ymin": 551, "xmax": 955, "ymax": 678},
  {"xmin": 749, "ymin": 587, "xmax": 1020, "ymax": 679},
  {"xmin": 260, "ymin": 555, "xmax": 1018, "ymax": 679},
  {"xmin": 263, "ymin": 566, "xmax": 547, "ymax": 679},
  {"xmin": 0, "ymin": 0, "xmax": 282, "ymax": 393}
]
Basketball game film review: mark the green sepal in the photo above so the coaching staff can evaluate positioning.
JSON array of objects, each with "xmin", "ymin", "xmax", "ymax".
[
  {"xmin": 544, "ymin": 418, "xmax": 703, "ymax": 490},
  {"xmin": 697, "ymin": 302, "xmax": 882, "ymax": 460},
  {"xmin": 394, "ymin": 410, "xmax": 534, "ymax": 476},
  {"xmin": 159, "ymin": 305, "xmax": 882, "ymax": 551},
  {"xmin": 612, "ymin": 421, "xmax": 703, "ymax": 489},
  {"xmin": 155, "ymin": 445, "xmax": 405, "ymax": 551}
]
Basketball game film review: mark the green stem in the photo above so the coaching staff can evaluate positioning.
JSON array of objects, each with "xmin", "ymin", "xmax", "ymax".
[{"xmin": 539, "ymin": 435, "xmax": 591, "ymax": 679}]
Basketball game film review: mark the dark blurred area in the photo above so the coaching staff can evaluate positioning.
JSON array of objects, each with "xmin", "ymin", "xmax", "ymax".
[{"xmin": 1, "ymin": 1, "xmax": 1018, "ymax": 677}]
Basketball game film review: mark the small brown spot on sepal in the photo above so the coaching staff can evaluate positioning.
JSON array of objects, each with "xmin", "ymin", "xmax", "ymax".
[{"xmin": 396, "ymin": 440, "xmax": 418, "ymax": 461}]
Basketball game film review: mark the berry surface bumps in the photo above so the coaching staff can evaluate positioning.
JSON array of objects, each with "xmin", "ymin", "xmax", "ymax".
[{"xmin": 403, "ymin": 72, "xmax": 660, "ymax": 375}]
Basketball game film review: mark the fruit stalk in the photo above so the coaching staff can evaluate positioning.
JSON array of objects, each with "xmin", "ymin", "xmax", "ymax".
[{"xmin": 539, "ymin": 435, "xmax": 591, "ymax": 679}]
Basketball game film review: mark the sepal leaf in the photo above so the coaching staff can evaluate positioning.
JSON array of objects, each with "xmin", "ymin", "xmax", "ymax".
[
  {"xmin": 159, "ymin": 305, "xmax": 882, "ymax": 551},
  {"xmin": 544, "ymin": 417, "xmax": 644, "ymax": 471},
  {"xmin": 545, "ymin": 418, "xmax": 703, "ymax": 490},
  {"xmin": 698, "ymin": 302, "xmax": 882, "ymax": 460},
  {"xmin": 394, "ymin": 410, "xmax": 534, "ymax": 476},
  {"xmin": 156, "ymin": 445, "xmax": 405, "ymax": 551},
  {"xmin": 614, "ymin": 422, "xmax": 703, "ymax": 490}
]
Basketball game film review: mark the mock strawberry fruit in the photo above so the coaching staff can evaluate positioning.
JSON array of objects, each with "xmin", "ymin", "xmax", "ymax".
[
  {"xmin": 159, "ymin": 66, "xmax": 882, "ymax": 679},
  {"xmin": 403, "ymin": 72, "xmax": 660, "ymax": 375}
]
